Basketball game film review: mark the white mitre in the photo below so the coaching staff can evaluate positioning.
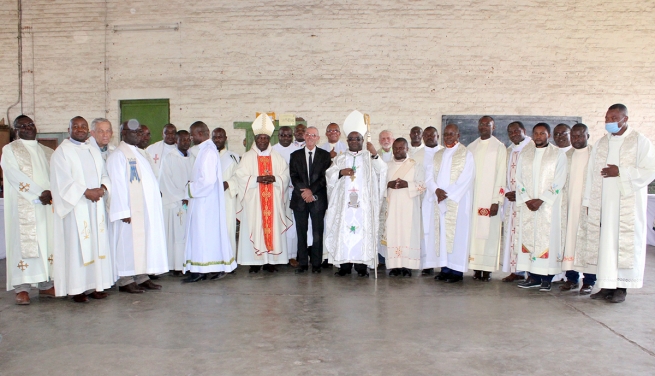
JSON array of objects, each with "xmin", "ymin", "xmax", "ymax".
[
  {"xmin": 343, "ymin": 110, "xmax": 367, "ymax": 137},
  {"xmin": 252, "ymin": 113, "xmax": 275, "ymax": 137}
]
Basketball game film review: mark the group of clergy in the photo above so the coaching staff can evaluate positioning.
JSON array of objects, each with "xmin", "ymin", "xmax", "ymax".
[{"xmin": 3, "ymin": 103, "xmax": 654, "ymax": 305}]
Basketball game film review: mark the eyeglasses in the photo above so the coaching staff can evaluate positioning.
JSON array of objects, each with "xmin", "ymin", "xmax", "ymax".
[
  {"xmin": 305, "ymin": 134, "xmax": 319, "ymax": 139},
  {"xmin": 347, "ymin": 137, "xmax": 363, "ymax": 142},
  {"xmin": 326, "ymin": 129, "xmax": 340, "ymax": 133}
]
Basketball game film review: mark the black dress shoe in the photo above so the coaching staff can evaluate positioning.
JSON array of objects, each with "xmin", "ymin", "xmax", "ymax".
[
  {"xmin": 481, "ymin": 271, "xmax": 491, "ymax": 282},
  {"xmin": 321, "ymin": 259, "xmax": 331, "ymax": 269},
  {"xmin": 473, "ymin": 270, "xmax": 482, "ymax": 280},
  {"xmin": 358, "ymin": 271, "xmax": 369, "ymax": 277},
  {"xmin": 311, "ymin": 267, "xmax": 322, "ymax": 274},
  {"xmin": 210, "ymin": 272, "xmax": 227, "ymax": 280},
  {"xmin": 389, "ymin": 268, "xmax": 401, "ymax": 277},
  {"xmin": 249, "ymin": 266, "xmax": 261, "ymax": 274},
  {"xmin": 182, "ymin": 273, "xmax": 207, "ymax": 283},
  {"xmin": 263, "ymin": 264, "xmax": 278, "ymax": 273},
  {"xmin": 148, "ymin": 274, "xmax": 160, "ymax": 280},
  {"xmin": 434, "ymin": 272, "xmax": 450, "ymax": 281},
  {"xmin": 445, "ymin": 275, "xmax": 463, "ymax": 283},
  {"xmin": 295, "ymin": 267, "xmax": 308, "ymax": 274},
  {"xmin": 401, "ymin": 268, "xmax": 412, "ymax": 277},
  {"xmin": 421, "ymin": 268, "xmax": 434, "ymax": 276}
]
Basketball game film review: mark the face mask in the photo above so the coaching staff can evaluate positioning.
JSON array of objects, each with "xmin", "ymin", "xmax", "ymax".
[{"xmin": 605, "ymin": 122, "xmax": 621, "ymax": 134}]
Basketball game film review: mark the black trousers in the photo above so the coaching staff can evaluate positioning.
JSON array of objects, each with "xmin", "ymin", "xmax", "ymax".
[
  {"xmin": 339, "ymin": 263, "xmax": 368, "ymax": 274},
  {"xmin": 293, "ymin": 203, "xmax": 325, "ymax": 269}
]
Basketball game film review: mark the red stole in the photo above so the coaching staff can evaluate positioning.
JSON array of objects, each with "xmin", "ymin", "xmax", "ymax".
[{"xmin": 257, "ymin": 156, "xmax": 274, "ymax": 251}]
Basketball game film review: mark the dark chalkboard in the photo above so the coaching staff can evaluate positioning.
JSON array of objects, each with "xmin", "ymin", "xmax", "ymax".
[{"xmin": 441, "ymin": 115, "xmax": 582, "ymax": 147}]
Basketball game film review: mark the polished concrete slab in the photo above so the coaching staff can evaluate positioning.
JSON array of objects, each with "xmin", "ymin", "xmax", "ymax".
[{"xmin": 1, "ymin": 249, "xmax": 654, "ymax": 375}]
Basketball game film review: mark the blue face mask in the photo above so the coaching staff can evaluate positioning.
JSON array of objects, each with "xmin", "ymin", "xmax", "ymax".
[{"xmin": 605, "ymin": 122, "xmax": 621, "ymax": 134}]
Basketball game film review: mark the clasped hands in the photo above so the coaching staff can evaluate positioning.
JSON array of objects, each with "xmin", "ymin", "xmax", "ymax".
[
  {"xmin": 256, "ymin": 175, "xmax": 276, "ymax": 184},
  {"xmin": 84, "ymin": 185, "xmax": 106, "ymax": 203},
  {"xmin": 38, "ymin": 190, "xmax": 52, "ymax": 205},
  {"xmin": 387, "ymin": 178, "xmax": 408, "ymax": 190},
  {"xmin": 300, "ymin": 188, "xmax": 315, "ymax": 203}
]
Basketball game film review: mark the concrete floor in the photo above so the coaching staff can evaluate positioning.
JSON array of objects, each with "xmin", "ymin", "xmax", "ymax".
[{"xmin": 1, "ymin": 250, "xmax": 654, "ymax": 376}]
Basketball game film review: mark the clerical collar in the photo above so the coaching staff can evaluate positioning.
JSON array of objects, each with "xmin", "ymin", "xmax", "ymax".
[
  {"xmin": 177, "ymin": 149, "xmax": 188, "ymax": 157},
  {"xmin": 70, "ymin": 138, "xmax": 83, "ymax": 145}
]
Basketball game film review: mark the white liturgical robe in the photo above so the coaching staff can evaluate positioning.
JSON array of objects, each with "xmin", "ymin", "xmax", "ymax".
[
  {"xmin": 515, "ymin": 143, "xmax": 567, "ymax": 276},
  {"xmin": 501, "ymin": 136, "xmax": 531, "ymax": 273},
  {"xmin": 220, "ymin": 148, "xmax": 240, "ymax": 256},
  {"xmin": 146, "ymin": 140, "xmax": 176, "ymax": 179},
  {"xmin": 160, "ymin": 149, "xmax": 194, "ymax": 271},
  {"xmin": 50, "ymin": 139, "xmax": 115, "ymax": 296},
  {"xmin": 107, "ymin": 142, "xmax": 168, "ymax": 277},
  {"xmin": 467, "ymin": 137, "xmax": 507, "ymax": 272},
  {"xmin": 235, "ymin": 145, "xmax": 293, "ymax": 265},
  {"xmin": 272, "ymin": 142, "xmax": 302, "ymax": 258},
  {"xmin": 325, "ymin": 150, "xmax": 387, "ymax": 267},
  {"xmin": 1, "ymin": 139, "xmax": 54, "ymax": 290},
  {"xmin": 184, "ymin": 139, "xmax": 236, "ymax": 273},
  {"xmin": 319, "ymin": 141, "xmax": 348, "ymax": 160},
  {"xmin": 382, "ymin": 158, "xmax": 424, "ymax": 269},
  {"xmin": 561, "ymin": 146, "xmax": 591, "ymax": 273},
  {"xmin": 580, "ymin": 127, "xmax": 655, "ymax": 289},
  {"xmin": 423, "ymin": 143, "xmax": 475, "ymax": 272},
  {"xmin": 414, "ymin": 145, "xmax": 443, "ymax": 269}
]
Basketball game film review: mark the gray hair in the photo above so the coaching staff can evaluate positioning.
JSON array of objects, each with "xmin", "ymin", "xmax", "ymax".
[
  {"xmin": 306, "ymin": 126, "xmax": 319, "ymax": 133},
  {"xmin": 90, "ymin": 118, "xmax": 112, "ymax": 132},
  {"xmin": 379, "ymin": 129, "xmax": 393, "ymax": 137}
]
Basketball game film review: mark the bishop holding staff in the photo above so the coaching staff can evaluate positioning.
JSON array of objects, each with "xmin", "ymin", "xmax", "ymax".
[{"xmin": 324, "ymin": 110, "xmax": 387, "ymax": 277}]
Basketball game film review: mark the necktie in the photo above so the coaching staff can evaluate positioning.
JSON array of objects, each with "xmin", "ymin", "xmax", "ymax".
[{"xmin": 308, "ymin": 151, "xmax": 313, "ymax": 178}]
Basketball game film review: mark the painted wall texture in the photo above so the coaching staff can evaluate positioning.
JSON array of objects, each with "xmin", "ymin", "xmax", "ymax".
[{"xmin": 0, "ymin": 1, "xmax": 653, "ymax": 154}]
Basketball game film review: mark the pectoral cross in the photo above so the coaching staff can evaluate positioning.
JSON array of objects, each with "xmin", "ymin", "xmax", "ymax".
[
  {"xmin": 177, "ymin": 208, "xmax": 184, "ymax": 225},
  {"xmin": 19, "ymin": 182, "xmax": 30, "ymax": 192},
  {"xmin": 48, "ymin": 255, "xmax": 54, "ymax": 265},
  {"xmin": 350, "ymin": 166, "xmax": 357, "ymax": 182},
  {"xmin": 17, "ymin": 260, "xmax": 29, "ymax": 271},
  {"xmin": 153, "ymin": 154, "xmax": 160, "ymax": 163}
]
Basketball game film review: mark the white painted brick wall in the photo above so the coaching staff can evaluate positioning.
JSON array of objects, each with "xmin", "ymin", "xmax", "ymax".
[{"xmin": 1, "ymin": 0, "xmax": 654, "ymax": 154}]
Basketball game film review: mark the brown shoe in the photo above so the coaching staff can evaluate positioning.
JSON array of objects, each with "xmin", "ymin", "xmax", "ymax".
[
  {"xmin": 15, "ymin": 291, "xmax": 30, "ymax": 305},
  {"xmin": 72, "ymin": 293, "xmax": 89, "ymax": 303},
  {"xmin": 289, "ymin": 259, "xmax": 299, "ymax": 268},
  {"xmin": 139, "ymin": 280, "xmax": 162, "ymax": 290},
  {"xmin": 88, "ymin": 291, "xmax": 109, "ymax": 299},
  {"xmin": 39, "ymin": 286, "xmax": 56, "ymax": 297},
  {"xmin": 502, "ymin": 274, "xmax": 525, "ymax": 282},
  {"xmin": 559, "ymin": 280, "xmax": 579, "ymax": 291},
  {"xmin": 119, "ymin": 282, "xmax": 145, "ymax": 294}
]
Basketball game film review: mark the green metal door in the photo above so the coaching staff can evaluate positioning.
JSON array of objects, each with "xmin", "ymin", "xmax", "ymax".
[{"xmin": 120, "ymin": 99, "xmax": 170, "ymax": 145}]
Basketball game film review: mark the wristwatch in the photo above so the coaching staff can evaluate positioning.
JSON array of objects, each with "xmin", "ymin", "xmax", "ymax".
[{"xmin": 313, "ymin": 195, "xmax": 318, "ymax": 201}]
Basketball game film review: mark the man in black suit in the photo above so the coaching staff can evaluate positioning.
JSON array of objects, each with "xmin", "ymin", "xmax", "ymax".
[{"xmin": 289, "ymin": 126, "xmax": 332, "ymax": 273}]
